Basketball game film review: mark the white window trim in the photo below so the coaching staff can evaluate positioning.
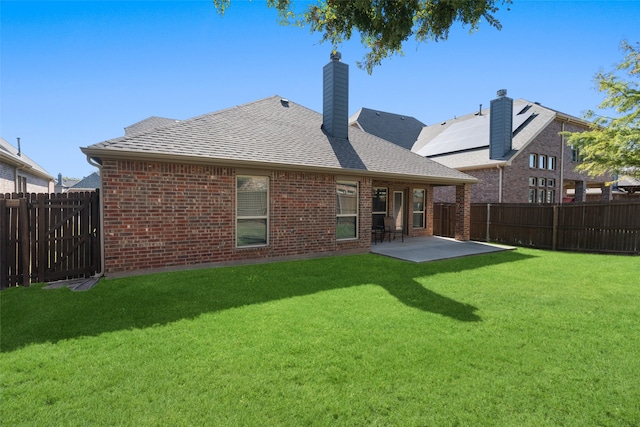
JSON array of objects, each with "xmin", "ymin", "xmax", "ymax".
[
  {"xmin": 412, "ymin": 188, "xmax": 425, "ymax": 229},
  {"xmin": 236, "ymin": 175, "xmax": 269, "ymax": 248},
  {"xmin": 337, "ymin": 181, "xmax": 358, "ymax": 240}
]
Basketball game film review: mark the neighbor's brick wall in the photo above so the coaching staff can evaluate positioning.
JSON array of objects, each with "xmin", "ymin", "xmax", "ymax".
[
  {"xmin": 0, "ymin": 162, "xmax": 52, "ymax": 194},
  {"xmin": 101, "ymin": 159, "xmax": 373, "ymax": 276},
  {"xmin": 0, "ymin": 163, "xmax": 14, "ymax": 193},
  {"xmin": 433, "ymin": 118, "xmax": 612, "ymax": 204}
]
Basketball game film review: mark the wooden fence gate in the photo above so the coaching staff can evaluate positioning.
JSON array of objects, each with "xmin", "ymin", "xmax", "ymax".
[{"xmin": 1, "ymin": 191, "xmax": 101, "ymax": 288}]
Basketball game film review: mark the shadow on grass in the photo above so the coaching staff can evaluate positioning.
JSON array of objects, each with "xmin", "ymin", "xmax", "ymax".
[{"xmin": 1, "ymin": 250, "xmax": 534, "ymax": 352}]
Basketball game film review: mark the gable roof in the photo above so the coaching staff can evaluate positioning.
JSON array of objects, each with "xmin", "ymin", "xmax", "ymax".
[
  {"xmin": 349, "ymin": 107, "xmax": 426, "ymax": 151},
  {"xmin": 412, "ymin": 99, "xmax": 586, "ymax": 170},
  {"xmin": 81, "ymin": 96, "xmax": 476, "ymax": 185},
  {"xmin": 0, "ymin": 137, "xmax": 54, "ymax": 180},
  {"xmin": 124, "ymin": 116, "xmax": 181, "ymax": 136},
  {"xmin": 70, "ymin": 171, "xmax": 100, "ymax": 191}
]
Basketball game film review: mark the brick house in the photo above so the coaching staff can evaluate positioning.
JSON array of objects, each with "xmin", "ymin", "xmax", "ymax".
[
  {"xmin": 1, "ymin": 137, "xmax": 54, "ymax": 194},
  {"xmin": 353, "ymin": 90, "xmax": 612, "ymax": 204},
  {"xmin": 81, "ymin": 53, "xmax": 477, "ymax": 277}
]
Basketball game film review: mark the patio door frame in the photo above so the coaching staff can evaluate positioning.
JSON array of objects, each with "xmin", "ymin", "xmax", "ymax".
[{"xmin": 393, "ymin": 190, "xmax": 407, "ymax": 235}]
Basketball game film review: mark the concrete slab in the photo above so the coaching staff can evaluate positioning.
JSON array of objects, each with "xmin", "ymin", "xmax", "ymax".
[
  {"xmin": 371, "ymin": 236, "xmax": 515, "ymax": 263},
  {"xmin": 44, "ymin": 276, "xmax": 100, "ymax": 291}
]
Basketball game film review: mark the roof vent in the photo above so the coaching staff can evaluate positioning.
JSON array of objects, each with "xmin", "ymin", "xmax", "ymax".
[{"xmin": 280, "ymin": 98, "xmax": 289, "ymax": 107}]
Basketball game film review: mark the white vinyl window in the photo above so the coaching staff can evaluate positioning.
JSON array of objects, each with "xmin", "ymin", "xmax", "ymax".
[
  {"xmin": 538, "ymin": 154, "xmax": 547, "ymax": 169},
  {"xmin": 16, "ymin": 175, "xmax": 27, "ymax": 193},
  {"xmin": 546, "ymin": 190, "xmax": 555, "ymax": 203},
  {"xmin": 237, "ymin": 176, "xmax": 269, "ymax": 247},
  {"xmin": 337, "ymin": 181, "xmax": 358, "ymax": 240},
  {"xmin": 412, "ymin": 189, "xmax": 425, "ymax": 229}
]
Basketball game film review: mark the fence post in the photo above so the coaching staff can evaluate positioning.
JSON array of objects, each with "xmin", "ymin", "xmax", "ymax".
[
  {"xmin": 19, "ymin": 198, "xmax": 31, "ymax": 287},
  {"xmin": 0, "ymin": 197, "xmax": 7, "ymax": 289},
  {"xmin": 552, "ymin": 204, "xmax": 558, "ymax": 251},
  {"xmin": 486, "ymin": 203, "xmax": 491, "ymax": 242}
]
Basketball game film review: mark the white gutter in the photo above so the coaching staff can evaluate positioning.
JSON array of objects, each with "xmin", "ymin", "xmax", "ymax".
[
  {"xmin": 86, "ymin": 155, "xmax": 105, "ymax": 279},
  {"xmin": 497, "ymin": 165, "xmax": 503, "ymax": 202}
]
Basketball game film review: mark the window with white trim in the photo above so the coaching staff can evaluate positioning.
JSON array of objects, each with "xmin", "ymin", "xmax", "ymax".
[
  {"xmin": 16, "ymin": 175, "xmax": 27, "ymax": 193},
  {"xmin": 546, "ymin": 190, "xmax": 555, "ymax": 203},
  {"xmin": 236, "ymin": 176, "xmax": 269, "ymax": 247},
  {"xmin": 548, "ymin": 156, "xmax": 556, "ymax": 170},
  {"xmin": 538, "ymin": 154, "xmax": 547, "ymax": 169},
  {"xmin": 412, "ymin": 189, "xmax": 425, "ymax": 229},
  {"xmin": 337, "ymin": 181, "xmax": 358, "ymax": 240}
]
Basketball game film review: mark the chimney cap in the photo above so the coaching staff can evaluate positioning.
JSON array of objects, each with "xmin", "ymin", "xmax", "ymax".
[
  {"xmin": 330, "ymin": 51, "xmax": 342, "ymax": 61},
  {"xmin": 497, "ymin": 89, "xmax": 507, "ymax": 97}
]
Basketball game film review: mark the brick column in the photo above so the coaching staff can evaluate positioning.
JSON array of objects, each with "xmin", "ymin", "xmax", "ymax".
[
  {"xmin": 426, "ymin": 185, "xmax": 434, "ymax": 236},
  {"xmin": 574, "ymin": 181, "xmax": 586, "ymax": 202},
  {"xmin": 454, "ymin": 183, "xmax": 471, "ymax": 241},
  {"xmin": 601, "ymin": 184, "xmax": 612, "ymax": 201}
]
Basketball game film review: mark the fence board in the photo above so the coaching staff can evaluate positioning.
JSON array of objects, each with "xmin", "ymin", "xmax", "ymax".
[
  {"xmin": 435, "ymin": 201, "xmax": 640, "ymax": 255},
  {"xmin": 1, "ymin": 191, "xmax": 101, "ymax": 288}
]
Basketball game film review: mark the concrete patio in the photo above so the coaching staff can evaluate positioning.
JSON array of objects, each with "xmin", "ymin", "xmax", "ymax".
[{"xmin": 371, "ymin": 235, "xmax": 515, "ymax": 263}]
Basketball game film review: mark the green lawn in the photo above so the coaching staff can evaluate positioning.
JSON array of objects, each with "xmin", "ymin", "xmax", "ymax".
[{"xmin": 1, "ymin": 248, "xmax": 639, "ymax": 426}]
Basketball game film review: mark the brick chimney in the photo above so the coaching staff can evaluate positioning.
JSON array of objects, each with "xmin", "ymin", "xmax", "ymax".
[
  {"xmin": 323, "ymin": 52, "xmax": 349, "ymax": 139},
  {"xmin": 489, "ymin": 89, "xmax": 513, "ymax": 159}
]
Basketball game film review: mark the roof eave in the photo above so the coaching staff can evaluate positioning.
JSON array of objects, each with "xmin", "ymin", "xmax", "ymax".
[{"xmin": 81, "ymin": 148, "xmax": 478, "ymax": 186}]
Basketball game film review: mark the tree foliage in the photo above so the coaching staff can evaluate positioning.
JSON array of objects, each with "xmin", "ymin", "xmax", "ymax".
[
  {"xmin": 213, "ymin": 0, "xmax": 509, "ymax": 74},
  {"xmin": 562, "ymin": 41, "xmax": 640, "ymax": 179}
]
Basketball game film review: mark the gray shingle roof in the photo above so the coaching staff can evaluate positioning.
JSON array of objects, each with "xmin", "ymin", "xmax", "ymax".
[
  {"xmin": 82, "ymin": 96, "xmax": 476, "ymax": 185},
  {"xmin": 350, "ymin": 108, "xmax": 426, "ymax": 150},
  {"xmin": 124, "ymin": 116, "xmax": 181, "ymax": 136},
  {"xmin": 0, "ymin": 137, "xmax": 54, "ymax": 179},
  {"xmin": 412, "ymin": 100, "xmax": 559, "ymax": 169},
  {"xmin": 70, "ymin": 171, "xmax": 101, "ymax": 190}
]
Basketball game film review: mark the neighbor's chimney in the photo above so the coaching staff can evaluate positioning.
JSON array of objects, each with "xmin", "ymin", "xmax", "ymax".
[
  {"xmin": 323, "ymin": 51, "xmax": 349, "ymax": 139},
  {"xmin": 58, "ymin": 173, "xmax": 62, "ymax": 186},
  {"xmin": 489, "ymin": 89, "xmax": 513, "ymax": 159}
]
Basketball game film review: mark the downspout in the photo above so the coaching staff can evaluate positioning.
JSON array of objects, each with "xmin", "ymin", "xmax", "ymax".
[
  {"xmin": 497, "ymin": 165, "xmax": 503, "ymax": 203},
  {"xmin": 86, "ymin": 155, "xmax": 105, "ymax": 279}
]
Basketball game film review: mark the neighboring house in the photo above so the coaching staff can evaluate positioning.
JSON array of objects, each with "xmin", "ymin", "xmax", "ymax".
[
  {"xmin": 355, "ymin": 90, "xmax": 612, "ymax": 204},
  {"xmin": 349, "ymin": 108, "xmax": 425, "ymax": 151},
  {"xmin": 68, "ymin": 171, "xmax": 101, "ymax": 193},
  {"xmin": 81, "ymin": 53, "xmax": 477, "ymax": 277},
  {"xmin": 0, "ymin": 137, "xmax": 54, "ymax": 193},
  {"xmin": 614, "ymin": 175, "xmax": 640, "ymax": 199},
  {"xmin": 54, "ymin": 173, "xmax": 81, "ymax": 193}
]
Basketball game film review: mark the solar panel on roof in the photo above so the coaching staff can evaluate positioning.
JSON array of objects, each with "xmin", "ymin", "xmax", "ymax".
[{"xmin": 417, "ymin": 110, "xmax": 534, "ymax": 157}]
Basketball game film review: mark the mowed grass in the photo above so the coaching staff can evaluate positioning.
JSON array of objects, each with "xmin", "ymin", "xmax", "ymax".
[{"xmin": 1, "ymin": 248, "xmax": 639, "ymax": 426}]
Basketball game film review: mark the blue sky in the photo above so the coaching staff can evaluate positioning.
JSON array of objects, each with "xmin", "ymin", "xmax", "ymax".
[{"xmin": 2, "ymin": 1, "xmax": 639, "ymax": 179}]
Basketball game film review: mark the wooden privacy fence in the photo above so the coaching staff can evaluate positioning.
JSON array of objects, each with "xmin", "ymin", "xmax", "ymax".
[
  {"xmin": 437, "ymin": 201, "xmax": 640, "ymax": 254},
  {"xmin": 1, "ymin": 191, "xmax": 101, "ymax": 288}
]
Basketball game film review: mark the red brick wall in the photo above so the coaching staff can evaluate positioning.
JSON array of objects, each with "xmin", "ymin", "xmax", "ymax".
[
  {"xmin": 371, "ymin": 180, "xmax": 434, "ymax": 238},
  {"xmin": 101, "ymin": 159, "xmax": 374, "ymax": 276}
]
